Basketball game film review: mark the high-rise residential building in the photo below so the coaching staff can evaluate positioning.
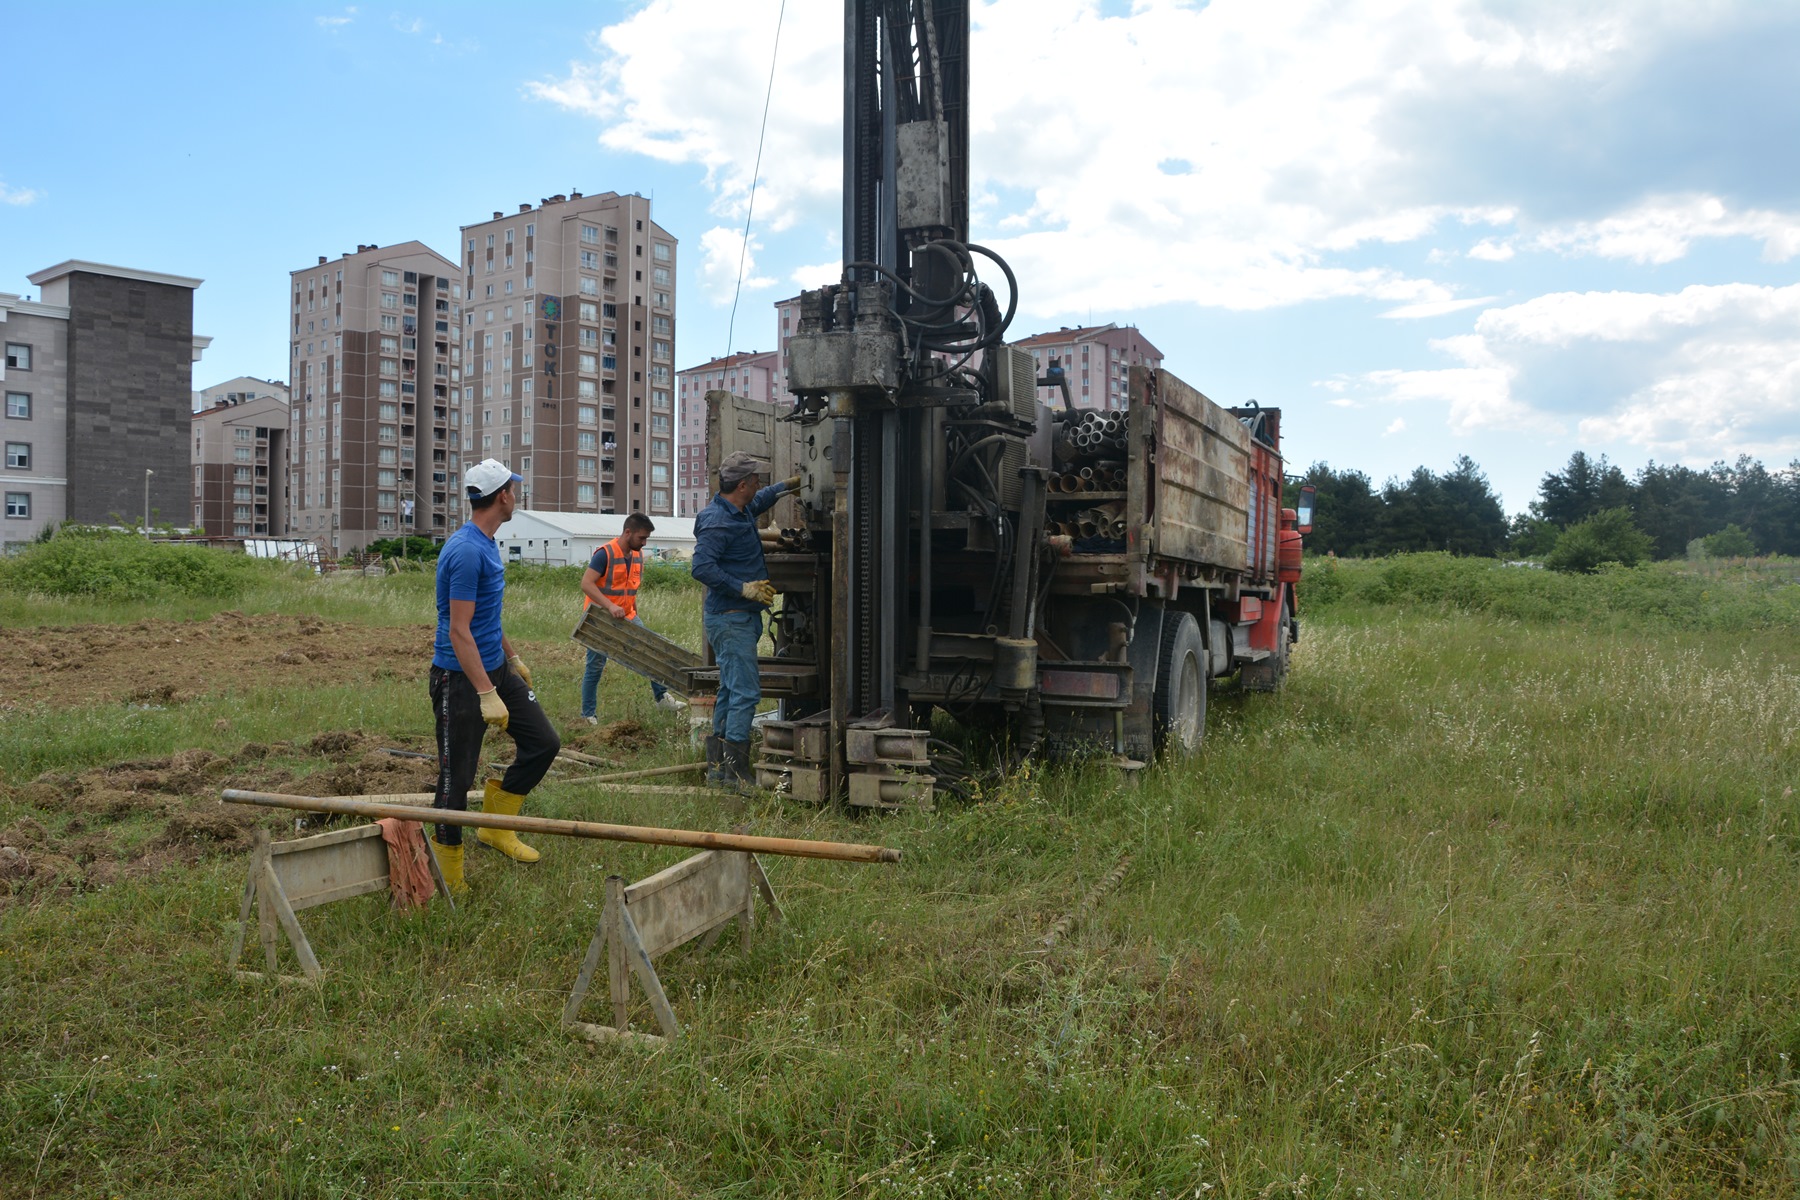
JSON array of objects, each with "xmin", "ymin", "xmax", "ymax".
[
  {"xmin": 771, "ymin": 293, "xmax": 804, "ymax": 408},
  {"xmin": 288, "ymin": 242, "xmax": 461, "ymax": 555},
  {"xmin": 3, "ymin": 262, "xmax": 209, "ymax": 544},
  {"xmin": 194, "ymin": 375, "xmax": 287, "ymax": 415},
  {"xmin": 674, "ymin": 350, "xmax": 778, "ymax": 515},
  {"xmin": 1009, "ymin": 323, "xmax": 1164, "ymax": 411},
  {"xmin": 190, "ymin": 383, "xmax": 290, "ymax": 539},
  {"xmin": 458, "ymin": 191, "xmax": 677, "ymax": 518}
]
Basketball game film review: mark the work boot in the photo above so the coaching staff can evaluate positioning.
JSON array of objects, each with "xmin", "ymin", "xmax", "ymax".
[
  {"xmin": 704, "ymin": 733, "xmax": 723, "ymax": 773},
  {"xmin": 725, "ymin": 739, "xmax": 755, "ymax": 787},
  {"xmin": 475, "ymin": 780, "xmax": 541, "ymax": 864},
  {"xmin": 431, "ymin": 838, "xmax": 468, "ymax": 897}
]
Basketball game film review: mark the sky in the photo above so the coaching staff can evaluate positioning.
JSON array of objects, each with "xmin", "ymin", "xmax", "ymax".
[{"xmin": 4, "ymin": 0, "xmax": 1797, "ymax": 513}]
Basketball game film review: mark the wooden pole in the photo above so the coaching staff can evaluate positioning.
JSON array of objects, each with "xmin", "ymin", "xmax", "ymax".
[
  {"xmin": 565, "ymin": 762, "xmax": 705, "ymax": 784},
  {"xmin": 221, "ymin": 789, "xmax": 902, "ymax": 864}
]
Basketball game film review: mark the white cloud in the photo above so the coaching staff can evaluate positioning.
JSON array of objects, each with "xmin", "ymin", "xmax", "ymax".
[
  {"xmin": 1466, "ymin": 238, "xmax": 1515, "ymax": 262},
  {"xmin": 1384, "ymin": 419, "xmax": 1406, "ymax": 435},
  {"xmin": 0, "ymin": 181, "xmax": 41, "ymax": 207},
  {"xmin": 1531, "ymin": 194, "xmax": 1800, "ymax": 265},
  {"xmin": 316, "ymin": 7, "xmax": 356, "ymax": 31},
  {"xmin": 1349, "ymin": 284, "xmax": 1800, "ymax": 462},
  {"xmin": 1380, "ymin": 296, "xmax": 1496, "ymax": 320},
  {"xmin": 697, "ymin": 227, "xmax": 774, "ymax": 304},
  {"xmin": 790, "ymin": 260, "xmax": 840, "ymax": 290},
  {"xmin": 393, "ymin": 16, "xmax": 424, "ymax": 35}
]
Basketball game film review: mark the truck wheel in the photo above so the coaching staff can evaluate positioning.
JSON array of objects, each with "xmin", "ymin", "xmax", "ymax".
[
  {"xmin": 1153, "ymin": 612, "xmax": 1207, "ymax": 755},
  {"xmin": 1241, "ymin": 601, "xmax": 1291, "ymax": 692}
]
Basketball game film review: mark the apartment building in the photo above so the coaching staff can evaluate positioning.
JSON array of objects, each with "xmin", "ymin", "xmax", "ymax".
[
  {"xmin": 674, "ymin": 350, "xmax": 778, "ymax": 515},
  {"xmin": 288, "ymin": 242, "xmax": 461, "ymax": 555},
  {"xmin": 770, "ymin": 293, "xmax": 804, "ymax": 408},
  {"xmin": 191, "ymin": 388, "xmax": 289, "ymax": 538},
  {"xmin": 1009, "ymin": 323, "xmax": 1164, "ymax": 411},
  {"xmin": 458, "ymin": 192, "xmax": 677, "ymax": 518},
  {"xmin": 3, "ymin": 262, "xmax": 207, "ymax": 544}
]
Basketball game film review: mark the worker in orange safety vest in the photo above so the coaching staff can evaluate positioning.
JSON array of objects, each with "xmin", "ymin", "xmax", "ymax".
[{"xmin": 579, "ymin": 512, "xmax": 687, "ymax": 723}]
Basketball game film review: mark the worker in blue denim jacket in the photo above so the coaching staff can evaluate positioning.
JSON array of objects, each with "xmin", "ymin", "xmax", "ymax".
[{"xmin": 691, "ymin": 450, "xmax": 801, "ymax": 787}]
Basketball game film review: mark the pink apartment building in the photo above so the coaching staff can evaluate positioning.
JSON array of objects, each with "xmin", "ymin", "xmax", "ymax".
[
  {"xmin": 674, "ymin": 349, "xmax": 778, "ymax": 516},
  {"xmin": 1009, "ymin": 323, "xmax": 1163, "ymax": 411}
]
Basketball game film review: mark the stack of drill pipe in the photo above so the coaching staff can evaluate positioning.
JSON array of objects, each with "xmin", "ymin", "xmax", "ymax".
[{"xmin": 1049, "ymin": 408, "xmax": 1129, "ymax": 481}]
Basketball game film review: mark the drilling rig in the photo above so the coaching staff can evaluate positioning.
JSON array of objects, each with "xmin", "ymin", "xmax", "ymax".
[{"xmin": 583, "ymin": 0, "xmax": 1309, "ymax": 807}]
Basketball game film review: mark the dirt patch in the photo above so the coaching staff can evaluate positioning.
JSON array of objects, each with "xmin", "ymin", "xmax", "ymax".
[
  {"xmin": 0, "ymin": 612, "xmax": 429, "ymax": 711},
  {"xmin": 0, "ymin": 733, "xmax": 442, "ymax": 905},
  {"xmin": 589, "ymin": 719, "xmax": 661, "ymax": 754}
]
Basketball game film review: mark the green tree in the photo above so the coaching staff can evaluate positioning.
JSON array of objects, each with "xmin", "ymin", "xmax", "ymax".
[
  {"xmin": 1545, "ymin": 507, "xmax": 1655, "ymax": 573},
  {"xmin": 1701, "ymin": 523, "xmax": 1756, "ymax": 557},
  {"xmin": 1286, "ymin": 463, "xmax": 1385, "ymax": 556}
]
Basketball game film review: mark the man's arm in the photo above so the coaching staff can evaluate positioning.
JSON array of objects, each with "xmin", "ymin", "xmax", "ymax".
[
  {"xmin": 448, "ymin": 599, "xmax": 494, "ymax": 692},
  {"xmin": 690, "ymin": 516, "xmax": 736, "ymax": 595},
  {"xmin": 581, "ymin": 566, "xmax": 626, "ymax": 618},
  {"xmin": 748, "ymin": 481, "xmax": 788, "ymax": 519}
]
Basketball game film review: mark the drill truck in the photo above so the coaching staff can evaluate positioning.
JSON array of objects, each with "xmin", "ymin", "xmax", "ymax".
[
  {"xmin": 577, "ymin": 0, "xmax": 1309, "ymax": 806},
  {"xmin": 703, "ymin": 0, "xmax": 1309, "ymax": 806}
]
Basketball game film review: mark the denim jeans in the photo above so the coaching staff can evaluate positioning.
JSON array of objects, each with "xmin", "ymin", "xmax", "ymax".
[
  {"xmin": 579, "ymin": 614, "xmax": 668, "ymax": 717},
  {"xmin": 703, "ymin": 608, "xmax": 762, "ymax": 743}
]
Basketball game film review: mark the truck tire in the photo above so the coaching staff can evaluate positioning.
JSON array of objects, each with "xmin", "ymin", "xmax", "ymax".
[
  {"xmin": 1240, "ymin": 600, "xmax": 1291, "ymax": 692},
  {"xmin": 1153, "ymin": 611, "xmax": 1207, "ymax": 755}
]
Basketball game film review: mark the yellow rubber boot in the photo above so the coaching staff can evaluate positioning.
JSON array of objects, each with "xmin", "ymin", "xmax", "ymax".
[
  {"xmin": 476, "ymin": 780, "xmax": 541, "ymax": 864},
  {"xmin": 431, "ymin": 838, "xmax": 469, "ymax": 896}
]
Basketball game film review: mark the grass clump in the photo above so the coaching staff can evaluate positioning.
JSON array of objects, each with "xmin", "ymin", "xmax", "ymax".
[
  {"xmin": 1303, "ymin": 551, "xmax": 1800, "ymax": 632},
  {"xmin": 0, "ymin": 533, "xmax": 292, "ymax": 603}
]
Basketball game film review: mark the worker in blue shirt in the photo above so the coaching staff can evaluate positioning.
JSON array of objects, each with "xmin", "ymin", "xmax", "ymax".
[
  {"xmin": 690, "ymin": 450, "xmax": 801, "ymax": 787},
  {"xmin": 428, "ymin": 458, "xmax": 560, "ymax": 894}
]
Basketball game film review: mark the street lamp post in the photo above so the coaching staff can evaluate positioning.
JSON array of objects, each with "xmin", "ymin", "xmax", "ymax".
[{"xmin": 143, "ymin": 468, "xmax": 154, "ymax": 536}]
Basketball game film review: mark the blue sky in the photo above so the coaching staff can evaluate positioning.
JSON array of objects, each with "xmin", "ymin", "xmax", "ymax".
[{"xmin": 4, "ymin": 0, "xmax": 1796, "ymax": 512}]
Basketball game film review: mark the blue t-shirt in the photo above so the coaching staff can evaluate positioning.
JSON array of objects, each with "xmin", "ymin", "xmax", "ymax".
[{"xmin": 432, "ymin": 522, "xmax": 507, "ymax": 671}]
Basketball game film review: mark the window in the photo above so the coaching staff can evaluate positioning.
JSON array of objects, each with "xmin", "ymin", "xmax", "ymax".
[
  {"xmin": 654, "ymin": 292, "xmax": 671, "ymax": 309},
  {"xmin": 380, "ymin": 336, "xmax": 399, "ymax": 354},
  {"xmin": 652, "ymin": 340, "xmax": 671, "ymax": 361},
  {"xmin": 652, "ymin": 267, "xmax": 670, "ymax": 287},
  {"xmin": 381, "ymin": 314, "xmax": 398, "ymax": 331},
  {"xmin": 580, "ymin": 302, "xmax": 598, "ymax": 322},
  {"xmin": 381, "ymin": 270, "xmax": 400, "ymax": 286},
  {"xmin": 581, "ymin": 224, "xmax": 600, "ymax": 244},
  {"xmin": 4, "ymin": 492, "xmax": 28, "ymax": 518},
  {"xmin": 578, "ymin": 406, "xmax": 597, "ymax": 426},
  {"xmin": 5, "ymin": 442, "xmax": 28, "ymax": 469},
  {"xmin": 652, "ymin": 438, "xmax": 669, "ymax": 458},
  {"xmin": 651, "ymin": 488, "xmax": 669, "ymax": 509},
  {"xmin": 6, "ymin": 393, "xmax": 30, "ymax": 419},
  {"xmin": 381, "ymin": 293, "xmax": 399, "ymax": 309},
  {"xmin": 653, "ymin": 242, "xmax": 671, "ymax": 262},
  {"xmin": 234, "ymin": 447, "xmax": 252, "ymax": 462},
  {"xmin": 578, "ymin": 483, "xmax": 597, "ymax": 505},
  {"xmin": 580, "ymin": 353, "xmax": 598, "ymax": 374},
  {"xmin": 4, "ymin": 343, "xmax": 30, "ymax": 370},
  {"xmin": 578, "ymin": 380, "xmax": 598, "ymax": 399},
  {"xmin": 652, "ymin": 389, "xmax": 671, "ymax": 410},
  {"xmin": 578, "ymin": 431, "xmax": 598, "ymax": 451},
  {"xmin": 578, "ymin": 277, "xmax": 598, "ymax": 296},
  {"xmin": 379, "ymin": 403, "xmax": 398, "ymax": 420},
  {"xmin": 580, "ymin": 250, "xmax": 600, "ymax": 270},
  {"xmin": 577, "ymin": 457, "xmax": 597, "ymax": 478},
  {"xmin": 651, "ymin": 464, "xmax": 669, "ymax": 484}
]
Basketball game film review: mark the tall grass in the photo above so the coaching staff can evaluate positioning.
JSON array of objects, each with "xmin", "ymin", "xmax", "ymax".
[{"xmin": 2, "ymin": 557, "xmax": 1797, "ymax": 1195}]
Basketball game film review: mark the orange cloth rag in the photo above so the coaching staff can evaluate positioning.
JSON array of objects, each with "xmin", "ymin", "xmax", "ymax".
[{"xmin": 377, "ymin": 818, "xmax": 438, "ymax": 912}]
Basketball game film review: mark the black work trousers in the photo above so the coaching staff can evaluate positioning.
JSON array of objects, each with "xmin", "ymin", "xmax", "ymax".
[{"xmin": 430, "ymin": 662, "xmax": 560, "ymax": 846}]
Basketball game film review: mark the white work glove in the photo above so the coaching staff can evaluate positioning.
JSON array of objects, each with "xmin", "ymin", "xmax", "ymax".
[
  {"xmin": 506, "ymin": 655, "xmax": 533, "ymax": 690},
  {"xmin": 740, "ymin": 579, "xmax": 777, "ymax": 606},
  {"xmin": 477, "ymin": 687, "xmax": 510, "ymax": 731}
]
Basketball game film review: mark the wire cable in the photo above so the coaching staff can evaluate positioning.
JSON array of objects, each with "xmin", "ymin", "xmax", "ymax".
[{"xmin": 726, "ymin": 0, "xmax": 789, "ymax": 356}]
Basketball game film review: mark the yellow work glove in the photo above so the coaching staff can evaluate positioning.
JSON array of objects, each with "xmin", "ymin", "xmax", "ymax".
[
  {"xmin": 477, "ymin": 686, "xmax": 510, "ymax": 731},
  {"xmin": 740, "ymin": 579, "xmax": 777, "ymax": 606},
  {"xmin": 506, "ymin": 654, "xmax": 533, "ymax": 690},
  {"xmin": 782, "ymin": 472, "xmax": 803, "ymax": 492}
]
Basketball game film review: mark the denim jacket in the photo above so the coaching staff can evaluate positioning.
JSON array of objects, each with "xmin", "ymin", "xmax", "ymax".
[{"xmin": 692, "ymin": 483, "xmax": 786, "ymax": 616}]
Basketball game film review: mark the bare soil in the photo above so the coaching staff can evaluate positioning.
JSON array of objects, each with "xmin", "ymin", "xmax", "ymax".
[
  {"xmin": 0, "ymin": 731, "xmax": 439, "ymax": 905},
  {"xmin": 0, "ymin": 611, "xmax": 428, "ymax": 711}
]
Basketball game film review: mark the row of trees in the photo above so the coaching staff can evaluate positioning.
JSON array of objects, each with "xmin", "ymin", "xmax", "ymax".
[{"xmin": 1287, "ymin": 453, "xmax": 1800, "ymax": 563}]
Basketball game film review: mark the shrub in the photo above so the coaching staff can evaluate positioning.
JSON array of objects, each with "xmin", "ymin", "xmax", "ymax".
[
  {"xmin": 366, "ymin": 535, "xmax": 440, "ymax": 561},
  {"xmin": 1701, "ymin": 523, "xmax": 1757, "ymax": 558},
  {"xmin": 1545, "ymin": 508, "xmax": 1654, "ymax": 573},
  {"xmin": 0, "ymin": 534, "xmax": 283, "ymax": 601}
]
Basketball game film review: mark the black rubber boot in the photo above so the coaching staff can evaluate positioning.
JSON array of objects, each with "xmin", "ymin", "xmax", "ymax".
[
  {"xmin": 725, "ymin": 740, "xmax": 754, "ymax": 786},
  {"xmin": 704, "ymin": 734, "xmax": 722, "ymax": 773}
]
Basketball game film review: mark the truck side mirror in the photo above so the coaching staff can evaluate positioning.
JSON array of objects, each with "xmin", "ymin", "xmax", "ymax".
[{"xmin": 1297, "ymin": 484, "xmax": 1316, "ymax": 534}]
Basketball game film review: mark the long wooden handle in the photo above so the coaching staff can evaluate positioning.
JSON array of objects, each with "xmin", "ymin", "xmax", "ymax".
[{"xmin": 221, "ymin": 790, "xmax": 901, "ymax": 864}]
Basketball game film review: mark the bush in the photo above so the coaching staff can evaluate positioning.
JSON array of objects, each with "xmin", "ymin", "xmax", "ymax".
[
  {"xmin": 1545, "ymin": 508, "xmax": 1654, "ymax": 573},
  {"xmin": 1701, "ymin": 524, "xmax": 1757, "ymax": 558},
  {"xmin": 366, "ymin": 535, "xmax": 440, "ymax": 561},
  {"xmin": 0, "ymin": 534, "xmax": 284, "ymax": 601}
]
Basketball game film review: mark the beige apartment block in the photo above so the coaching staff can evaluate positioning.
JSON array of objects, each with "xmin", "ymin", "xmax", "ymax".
[
  {"xmin": 459, "ymin": 191, "xmax": 677, "ymax": 518},
  {"xmin": 288, "ymin": 242, "xmax": 461, "ymax": 555},
  {"xmin": 190, "ymin": 389, "xmax": 289, "ymax": 538},
  {"xmin": 1010, "ymin": 323, "xmax": 1164, "ymax": 411},
  {"xmin": 195, "ymin": 374, "xmax": 287, "ymax": 415},
  {"xmin": 674, "ymin": 350, "xmax": 778, "ymax": 515},
  {"xmin": 771, "ymin": 293, "xmax": 804, "ymax": 408}
]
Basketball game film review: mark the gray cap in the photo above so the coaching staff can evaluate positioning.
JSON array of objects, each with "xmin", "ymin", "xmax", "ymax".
[{"xmin": 718, "ymin": 450, "xmax": 771, "ymax": 488}]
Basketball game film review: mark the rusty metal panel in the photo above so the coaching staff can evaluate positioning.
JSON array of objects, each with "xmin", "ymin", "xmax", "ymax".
[
  {"xmin": 1139, "ymin": 368, "xmax": 1250, "ymax": 573},
  {"xmin": 623, "ymin": 849, "xmax": 751, "ymax": 959}
]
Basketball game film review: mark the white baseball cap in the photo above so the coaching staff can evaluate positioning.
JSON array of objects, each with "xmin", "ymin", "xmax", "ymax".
[{"xmin": 465, "ymin": 458, "xmax": 522, "ymax": 499}]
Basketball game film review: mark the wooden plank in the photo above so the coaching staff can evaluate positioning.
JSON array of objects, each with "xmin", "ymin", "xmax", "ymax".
[
  {"xmin": 606, "ymin": 876, "xmax": 630, "ymax": 1033},
  {"xmin": 619, "ymin": 905, "xmax": 682, "ymax": 1039},
  {"xmin": 625, "ymin": 851, "xmax": 751, "ymax": 959},
  {"xmin": 567, "ymin": 1020, "xmax": 665, "ymax": 1047},
  {"xmin": 563, "ymin": 919, "xmax": 609, "ymax": 1028},
  {"xmin": 227, "ymin": 856, "xmax": 257, "ymax": 973},
  {"xmin": 272, "ymin": 835, "xmax": 390, "ymax": 911},
  {"xmin": 270, "ymin": 824, "xmax": 384, "ymax": 855},
  {"xmin": 254, "ymin": 832, "xmax": 280, "ymax": 975},
  {"xmin": 259, "ymin": 858, "xmax": 323, "ymax": 980},
  {"xmin": 1147, "ymin": 369, "xmax": 1252, "ymax": 574},
  {"xmin": 623, "ymin": 850, "xmax": 719, "ymax": 904},
  {"xmin": 751, "ymin": 857, "xmax": 785, "ymax": 924}
]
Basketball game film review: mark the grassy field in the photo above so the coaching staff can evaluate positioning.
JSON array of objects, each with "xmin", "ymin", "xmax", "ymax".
[{"xmin": 2, "ymin": 553, "xmax": 1797, "ymax": 1197}]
